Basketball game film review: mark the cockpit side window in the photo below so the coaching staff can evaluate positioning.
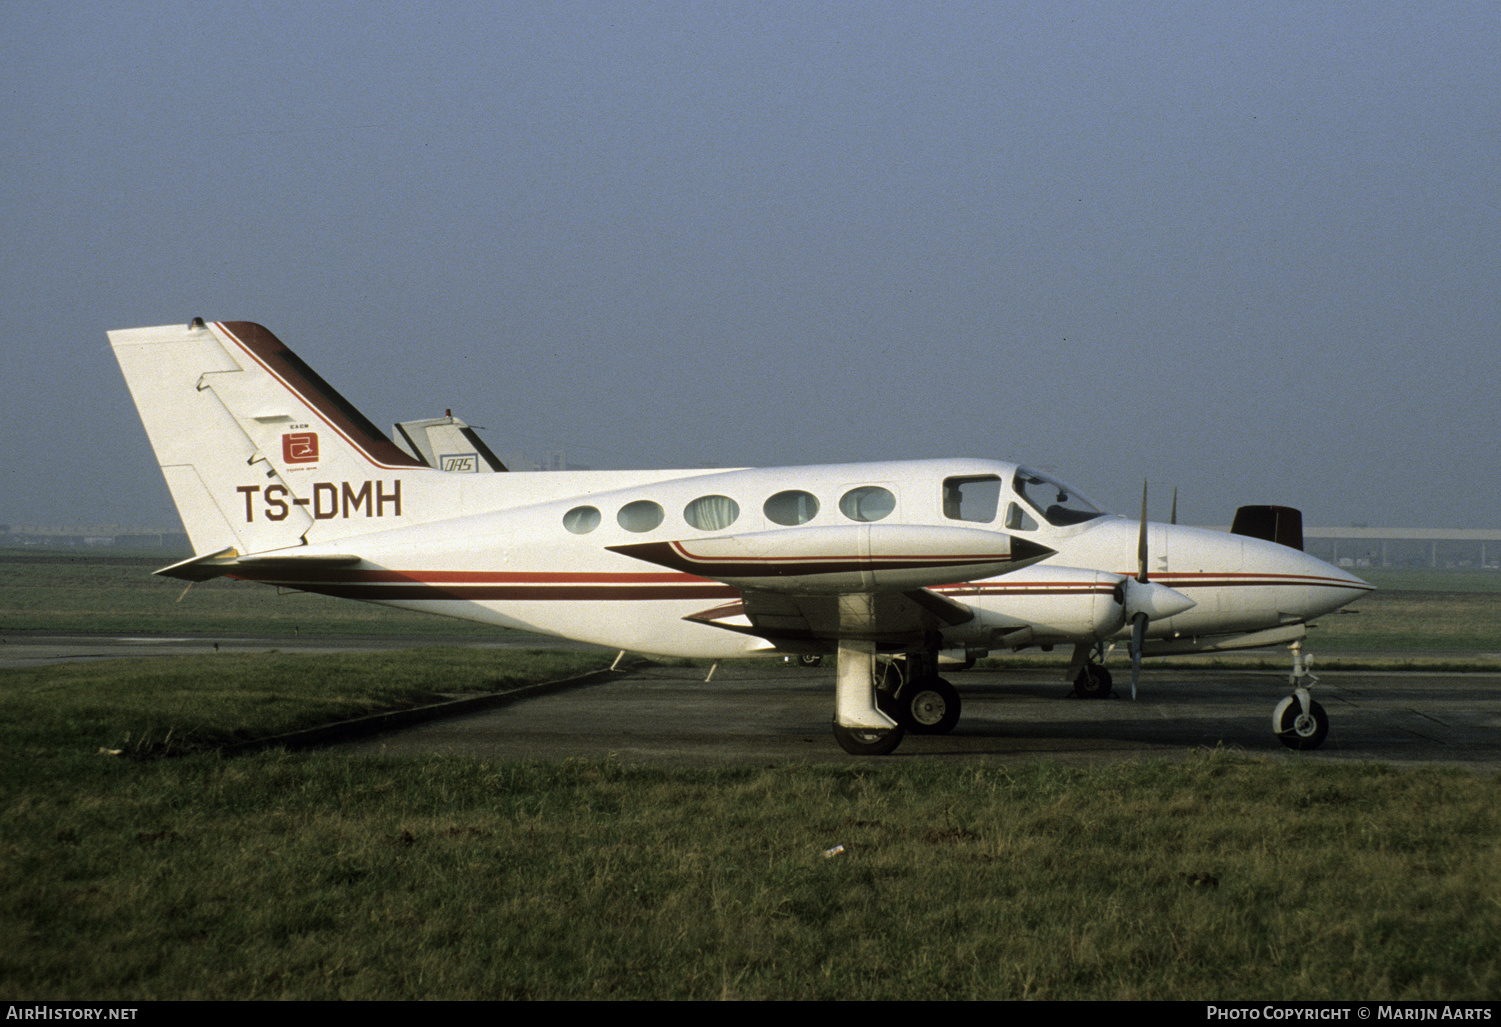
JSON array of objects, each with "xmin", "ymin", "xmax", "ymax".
[
  {"xmin": 1013, "ymin": 467, "xmax": 1105, "ymax": 527},
  {"xmin": 942, "ymin": 476, "xmax": 1001, "ymax": 523},
  {"xmin": 1004, "ymin": 502, "xmax": 1039, "ymax": 531}
]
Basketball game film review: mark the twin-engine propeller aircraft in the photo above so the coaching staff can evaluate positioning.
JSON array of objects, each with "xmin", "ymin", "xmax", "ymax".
[{"xmin": 109, "ymin": 319, "xmax": 1373, "ymax": 755}]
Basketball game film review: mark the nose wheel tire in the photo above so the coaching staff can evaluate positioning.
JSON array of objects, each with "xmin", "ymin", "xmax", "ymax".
[
  {"xmin": 832, "ymin": 722, "xmax": 906, "ymax": 756},
  {"xmin": 1273, "ymin": 696, "xmax": 1329, "ymax": 750}
]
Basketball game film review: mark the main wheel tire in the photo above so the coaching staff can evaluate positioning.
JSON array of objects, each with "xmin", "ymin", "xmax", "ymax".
[
  {"xmin": 1075, "ymin": 664, "xmax": 1112, "ymax": 699},
  {"xmin": 796, "ymin": 654, "xmax": 823, "ymax": 668},
  {"xmin": 902, "ymin": 677, "xmax": 961, "ymax": 735},
  {"xmin": 1273, "ymin": 696, "xmax": 1329, "ymax": 750},
  {"xmin": 832, "ymin": 721, "xmax": 906, "ymax": 756}
]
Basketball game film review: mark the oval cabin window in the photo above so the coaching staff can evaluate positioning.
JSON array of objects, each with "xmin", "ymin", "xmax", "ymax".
[
  {"xmin": 764, "ymin": 490, "xmax": 820, "ymax": 526},
  {"xmin": 684, "ymin": 495, "xmax": 740, "ymax": 531},
  {"xmin": 563, "ymin": 506, "xmax": 601, "ymax": 534},
  {"xmin": 839, "ymin": 486, "xmax": 896, "ymax": 522},
  {"xmin": 617, "ymin": 500, "xmax": 665, "ymax": 533}
]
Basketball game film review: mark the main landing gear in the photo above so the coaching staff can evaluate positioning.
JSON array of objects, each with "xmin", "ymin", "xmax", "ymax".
[
  {"xmin": 831, "ymin": 721, "xmax": 906, "ymax": 756},
  {"xmin": 1273, "ymin": 640, "xmax": 1329, "ymax": 750},
  {"xmin": 831, "ymin": 647, "xmax": 961, "ymax": 755},
  {"xmin": 1073, "ymin": 663, "xmax": 1113, "ymax": 699},
  {"xmin": 1068, "ymin": 643, "xmax": 1114, "ymax": 699},
  {"xmin": 884, "ymin": 666, "xmax": 961, "ymax": 736}
]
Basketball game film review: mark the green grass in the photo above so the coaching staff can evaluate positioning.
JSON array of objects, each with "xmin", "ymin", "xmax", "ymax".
[
  {"xmin": 3, "ymin": 552, "xmax": 1500, "ymax": 997},
  {"xmin": 1312, "ymin": 589, "xmax": 1501, "ymax": 655},
  {"xmin": 2, "ymin": 649, "xmax": 1499, "ymax": 1000},
  {"xmin": 4, "ymin": 749, "xmax": 1498, "ymax": 999},
  {"xmin": 1358, "ymin": 568, "xmax": 1501, "ymax": 594},
  {"xmin": 1, "ymin": 648, "xmax": 612, "ymax": 761}
]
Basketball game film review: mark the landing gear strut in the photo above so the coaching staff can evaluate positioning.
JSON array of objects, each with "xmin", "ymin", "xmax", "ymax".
[
  {"xmin": 832, "ymin": 632, "xmax": 905, "ymax": 756},
  {"xmin": 1273, "ymin": 640, "xmax": 1329, "ymax": 750},
  {"xmin": 831, "ymin": 642, "xmax": 964, "ymax": 754}
]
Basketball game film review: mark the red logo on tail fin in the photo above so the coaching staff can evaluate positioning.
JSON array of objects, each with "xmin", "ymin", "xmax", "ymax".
[{"xmin": 282, "ymin": 432, "xmax": 319, "ymax": 464}]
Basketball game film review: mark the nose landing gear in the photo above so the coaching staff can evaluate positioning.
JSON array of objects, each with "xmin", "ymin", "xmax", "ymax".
[{"xmin": 1273, "ymin": 640, "xmax": 1329, "ymax": 750}]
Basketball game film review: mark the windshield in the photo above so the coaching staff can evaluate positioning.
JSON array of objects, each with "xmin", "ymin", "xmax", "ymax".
[{"xmin": 1013, "ymin": 467, "xmax": 1106, "ymax": 527}]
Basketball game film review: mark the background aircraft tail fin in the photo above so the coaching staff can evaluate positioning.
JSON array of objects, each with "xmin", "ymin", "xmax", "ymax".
[
  {"xmin": 1231, "ymin": 504, "xmax": 1304, "ymax": 552},
  {"xmin": 109, "ymin": 319, "xmax": 428, "ymax": 557}
]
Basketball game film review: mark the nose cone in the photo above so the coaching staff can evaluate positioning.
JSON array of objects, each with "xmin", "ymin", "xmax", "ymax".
[
  {"xmin": 1244, "ymin": 537, "xmax": 1375, "ymax": 620},
  {"xmin": 1314, "ymin": 560, "xmax": 1375, "ymax": 615}
]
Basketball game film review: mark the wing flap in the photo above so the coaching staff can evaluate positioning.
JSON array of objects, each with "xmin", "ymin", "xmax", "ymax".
[{"xmin": 686, "ymin": 587, "xmax": 977, "ymax": 649}]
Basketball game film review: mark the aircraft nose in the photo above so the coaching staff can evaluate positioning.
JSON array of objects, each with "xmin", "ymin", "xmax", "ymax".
[
  {"xmin": 1233, "ymin": 533, "xmax": 1374, "ymax": 620},
  {"xmin": 1291, "ymin": 549, "xmax": 1375, "ymax": 617},
  {"xmin": 1328, "ymin": 561, "xmax": 1371, "ymax": 590}
]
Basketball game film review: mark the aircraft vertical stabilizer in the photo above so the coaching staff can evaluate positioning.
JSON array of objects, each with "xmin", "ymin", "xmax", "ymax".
[
  {"xmin": 393, "ymin": 414, "xmax": 507, "ymax": 472},
  {"xmin": 109, "ymin": 319, "xmax": 427, "ymax": 557}
]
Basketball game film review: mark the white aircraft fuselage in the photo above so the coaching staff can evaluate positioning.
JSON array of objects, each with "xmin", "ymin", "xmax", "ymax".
[{"xmin": 218, "ymin": 458, "xmax": 1367, "ymax": 658}]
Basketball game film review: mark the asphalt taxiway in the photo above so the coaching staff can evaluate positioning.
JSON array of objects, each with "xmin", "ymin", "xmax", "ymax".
[
  {"xmin": 7, "ymin": 635, "xmax": 1495, "ymax": 768},
  {"xmin": 343, "ymin": 662, "xmax": 1501, "ymax": 770}
]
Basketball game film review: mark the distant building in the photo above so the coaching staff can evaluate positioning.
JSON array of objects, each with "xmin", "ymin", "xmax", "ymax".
[{"xmin": 1301, "ymin": 528, "xmax": 1500, "ymax": 570}]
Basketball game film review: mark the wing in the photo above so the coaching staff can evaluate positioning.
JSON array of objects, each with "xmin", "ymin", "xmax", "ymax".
[
  {"xmin": 681, "ymin": 587, "xmax": 977, "ymax": 652},
  {"xmin": 609, "ymin": 523, "xmax": 1054, "ymax": 650}
]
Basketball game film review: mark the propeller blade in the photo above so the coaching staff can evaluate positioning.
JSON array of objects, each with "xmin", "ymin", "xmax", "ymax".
[
  {"xmin": 1130, "ymin": 612, "xmax": 1146, "ymax": 700},
  {"xmin": 1137, "ymin": 481, "xmax": 1149, "ymax": 583}
]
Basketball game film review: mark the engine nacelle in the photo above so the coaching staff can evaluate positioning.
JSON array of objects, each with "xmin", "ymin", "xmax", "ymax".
[{"xmin": 941, "ymin": 565, "xmax": 1132, "ymax": 646}]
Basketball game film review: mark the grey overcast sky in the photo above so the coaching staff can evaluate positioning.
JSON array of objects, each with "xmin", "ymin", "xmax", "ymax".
[{"xmin": 3, "ymin": 1, "xmax": 1497, "ymax": 531}]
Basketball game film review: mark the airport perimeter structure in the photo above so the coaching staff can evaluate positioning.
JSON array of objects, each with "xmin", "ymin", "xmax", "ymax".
[{"xmin": 1300, "ymin": 527, "xmax": 1501, "ymax": 570}]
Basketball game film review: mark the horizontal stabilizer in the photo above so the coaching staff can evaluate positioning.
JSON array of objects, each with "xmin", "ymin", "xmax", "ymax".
[
  {"xmin": 154, "ymin": 547, "xmax": 361, "ymax": 582},
  {"xmin": 155, "ymin": 547, "xmax": 242, "ymax": 582}
]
